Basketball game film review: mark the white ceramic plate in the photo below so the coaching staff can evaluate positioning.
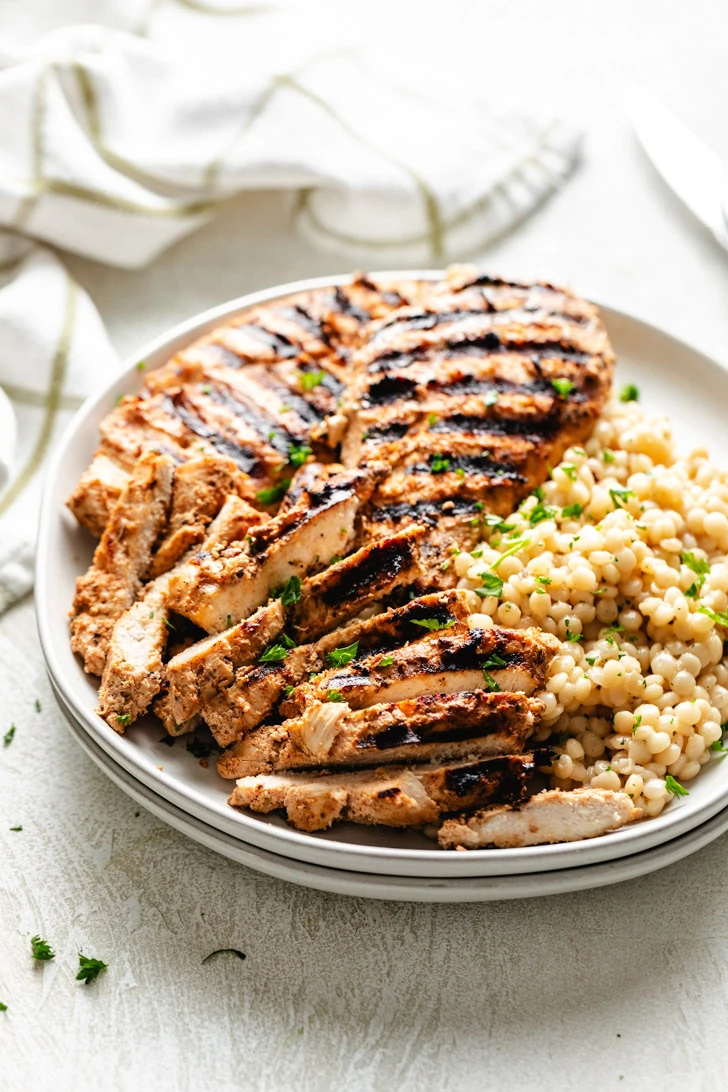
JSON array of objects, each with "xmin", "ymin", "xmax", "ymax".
[
  {"xmin": 54, "ymin": 677, "xmax": 728, "ymax": 902},
  {"xmin": 36, "ymin": 272, "xmax": 728, "ymax": 880}
]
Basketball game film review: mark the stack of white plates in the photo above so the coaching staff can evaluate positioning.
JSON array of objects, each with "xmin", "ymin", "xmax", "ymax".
[{"xmin": 37, "ymin": 275, "xmax": 728, "ymax": 903}]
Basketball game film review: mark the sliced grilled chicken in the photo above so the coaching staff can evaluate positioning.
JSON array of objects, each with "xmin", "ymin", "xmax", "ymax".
[
  {"xmin": 203, "ymin": 591, "xmax": 474, "ymax": 747},
  {"xmin": 437, "ymin": 788, "xmax": 639, "ymax": 849},
  {"xmin": 147, "ymin": 455, "xmax": 246, "ymax": 577},
  {"xmin": 290, "ymin": 525, "xmax": 426, "ymax": 643},
  {"xmin": 216, "ymin": 690, "xmax": 541, "ymax": 778},
  {"xmin": 281, "ymin": 624, "xmax": 559, "ymax": 718},
  {"xmin": 154, "ymin": 601, "xmax": 285, "ymax": 735},
  {"xmin": 96, "ymin": 490, "xmax": 267, "ymax": 730},
  {"xmin": 67, "ymin": 276, "xmax": 416, "ymax": 535},
  {"xmin": 228, "ymin": 753, "xmax": 537, "ymax": 832},
  {"xmin": 166, "ymin": 463, "xmax": 384, "ymax": 632},
  {"xmin": 70, "ymin": 452, "xmax": 174, "ymax": 676}
]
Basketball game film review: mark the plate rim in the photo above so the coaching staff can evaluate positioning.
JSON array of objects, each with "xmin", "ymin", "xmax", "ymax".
[{"xmin": 35, "ymin": 270, "xmax": 728, "ymax": 877}]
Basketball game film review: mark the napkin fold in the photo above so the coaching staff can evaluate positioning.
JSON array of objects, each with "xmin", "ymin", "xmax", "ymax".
[{"xmin": 0, "ymin": 5, "xmax": 582, "ymax": 611}]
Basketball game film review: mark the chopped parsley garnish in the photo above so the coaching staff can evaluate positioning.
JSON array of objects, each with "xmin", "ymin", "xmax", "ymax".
[
  {"xmin": 681, "ymin": 551, "xmax": 709, "ymax": 597},
  {"xmin": 484, "ymin": 390, "xmax": 499, "ymax": 407},
  {"xmin": 327, "ymin": 642, "xmax": 359, "ymax": 668},
  {"xmin": 665, "ymin": 775, "xmax": 689, "ymax": 797},
  {"xmin": 202, "ymin": 949, "xmax": 246, "ymax": 965},
  {"xmin": 76, "ymin": 954, "xmax": 108, "ymax": 984},
  {"xmin": 475, "ymin": 571, "xmax": 504, "ymax": 599},
  {"xmin": 136, "ymin": 360, "xmax": 146, "ymax": 371},
  {"xmin": 482, "ymin": 670, "xmax": 500, "ymax": 692},
  {"xmin": 259, "ymin": 634, "xmax": 296, "ymax": 663},
  {"xmin": 31, "ymin": 936, "xmax": 55, "ymax": 962},
  {"xmin": 491, "ymin": 536, "xmax": 530, "ymax": 569},
  {"xmin": 379, "ymin": 654, "xmax": 394, "ymax": 667},
  {"xmin": 3, "ymin": 724, "xmax": 15, "ymax": 747},
  {"xmin": 619, "ymin": 383, "xmax": 640, "ymax": 402},
  {"xmin": 226, "ymin": 615, "xmax": 232, "ymax": 629},
  {"xmin": 609, "ymin": 486, "xmax": 635, "ymax": 510},
  {"xmin": 115, "ymin": 713, "xmax": 132, "ymax": 727},
  {"xmin": 283, "ymin": 684, "xmax": 295, "ymax": 698},
  {"xmin": 585, "ymin": 653, "xmax": 598, "ymax": 666},
  {"xmin": 561, "ymin": 464, "xmax": 578, "ymax": 481},
  {"xmin": 256, "ymin": 480, "xmax": 291, "ymax": 505},
  {"xmin": 298, "ymin": 369, "xmax": 326, "ymax": 392},
  {"xmin": 430, "ymin": 453, "xmax": 451, "ymax": 474},
  {"xmin": 483, "ymin": 513, "xmax": 516, "ymax": 534},
  {"xmin": 455, "ymin": 467, "xmax": 466, "ymax": 479},
  {"xmin": 603, "ymin": 450, "xmax": 615, "ymax": 464},
  {"xmin": 411, "ymin": 617, "xmax": 456, "ymax": 632},
  {"xmin": 529, "ymin": 501, "xmax": 557, "ymax": 526},
  {"xmin": 562, "ymin": 503, "xmax": 584, "ymax": 519},
  {"xmin": 483, "ymin": 653, "xmax": 507, "ymax": 670},
  {"xmin": 287, "ymin": 443, "xmax": 312, "ymax": 469},
  {"xmin": 564, "ymin": 626, "xmax": 583, "ymax": 642},
  {"xmin": 34, "ymin": 699, "xmax": 41, "ymax": 713},
  {"xmin": 326, "ymin": 690, "xmax": 346, "ymax": 703},
  {"xmin": 551, "ymin": 377, "xmax": 574, "ymax": 398},
  {"xmin": 604, "ymin": 624, "xmax": 624, "ymax": 636},
  {"xmin": 162, "ymin": 617, "xmax": 176, "ymax": 632},
  {"xmin": 632, "ymin": 714, "xmax": 642, "ymax": 734},
  {"xmin": 273, "ymin": 575, "xmax": 302, "ymax": 606},
  {"xmin": 329, "ymin": 555, "xmax": 342, "ymax": 566},
  {"xmin": 536, "ymin": 576, "xmax": 552, "ymax": 585},
  {"xmin": 427, "ymin": 413, "xmax": 438, "ymax": 426},
  {"xmin": 698, "ymin": 605, "xmax": 728, "ymax": 627}
]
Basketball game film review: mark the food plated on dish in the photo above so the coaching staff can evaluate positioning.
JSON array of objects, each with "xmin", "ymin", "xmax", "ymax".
[{"xmin": 65, "ymin": 267, "xmax": 728, "ymax": 850}]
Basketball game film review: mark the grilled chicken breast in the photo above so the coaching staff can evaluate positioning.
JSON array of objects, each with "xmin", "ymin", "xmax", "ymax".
[
  {"xmin": 216, "ymin": 691, "xmax": 541, "ymax": 779},
  {"xmin": 97, "ymin": 489, "xmax": 269, "ymax": 730},
  {"xmin": 228, "ymin": 753, "xmax": 537, "ymax": 832},
  {"xmin": 70, "ymin": 452, "xmax": 174, "ymax": 676},
  {"xmin": 203, "ymin": 590, "xmax": 474, "ymax": 748},
  {"xmin": 437, "ymin": 788, "xmax": 639, "ymax": 849},
  {"xmin": 280, "ymin": 624, "xmax": 558, "ymax": 717}
]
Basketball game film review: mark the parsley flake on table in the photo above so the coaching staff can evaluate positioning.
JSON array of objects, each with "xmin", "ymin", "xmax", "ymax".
[
  {"xmin": 9, "ymin": 825, "xmax": 22, "ymax": 832},
  {"xmin": 3, "ymin": 724, "xmax": 15, "ymax": 747},
  {"xmin": 76, "ymin": 954, "xmax": 108, "ymax": 984},
  {"xmin": 665, "ymin": 775, "xmax": 689, "ymax": 797},
  {"xmin": 31, "ymin": 936, "xmax": 55, "ymax": 962},
  {"xmin": 326, "ymin": 642, "xmax": 359, "ymax": 668},
  {"xmin": 411, "ymin": 617, "xmax": 456, "ymax": 632},
  {"xmin": 256, "ymin": 480, "xmax": 291, "ymax": 505},
  {"xmin": 0, "ymin": 1001, "xmax": 6, "ymax": 1012},
  {"xmin": 34, "ymin": 699, "xmax": 41, "ymax": 713},
  {"xmin": 619, "ymin": 383, "xmax": 640, "ymax": 402},
  {"xmin": 551, "ymin": 377, "xmax": 574, "ymax": 398}
]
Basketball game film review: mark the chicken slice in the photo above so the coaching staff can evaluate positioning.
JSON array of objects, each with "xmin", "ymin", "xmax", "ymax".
[
  {"xmin": 228, "ymin": 753, "xmax": 536, "ymax": 832},
  {"xmin": 70, "ymin": 451, "xmax": 174, "ymax": 676},
  {"xmin": 96, "ymin": 490, "xmax": 267, "ymax": 731},
  {"xmin": 166, "ymin": 464, "xmax": 384, "ymax": 633},
  {"xmin": 202, "ymin": 590, "xmax": 473, "ymax": 747},
  {"xmin": 66, "ymin": 452, "xmax": 132, "ymax": 538},
  {"xmin": 216, "ymin": 690, "xmax": 541, "ymax": 779},
  {"xmin": 282, "ymin": 624, "xmax": 559, "ymax": 717},
  {"xmin": 289, "ymin": 525, "xmax": 426, "ymax": 643},
  {"xmin": 154, "ymin": 601, "xmax": 285, "ymax": 735},
  {"xmin": 437, "ymin": 788, "xmax": 640, "ymax": 849},
  {"xmin": 147, "ymin": 455, "xmax": 246, "ymax": 577}
]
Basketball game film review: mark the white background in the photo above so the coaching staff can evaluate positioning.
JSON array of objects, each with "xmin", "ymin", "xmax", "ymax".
[{"xmin": 3, "ymin": 2, "xmax": 728, "ymax": 1089}]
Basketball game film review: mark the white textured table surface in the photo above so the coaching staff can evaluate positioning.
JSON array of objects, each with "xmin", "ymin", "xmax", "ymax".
[{"xmin": 4, "ymin": 3, "xmax": 728, "ymax": 1089}]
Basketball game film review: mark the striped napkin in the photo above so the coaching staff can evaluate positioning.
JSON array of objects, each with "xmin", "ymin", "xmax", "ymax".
[{"xmin": 0, "ymin": 3, "xmax": 581, "ymax": 611}]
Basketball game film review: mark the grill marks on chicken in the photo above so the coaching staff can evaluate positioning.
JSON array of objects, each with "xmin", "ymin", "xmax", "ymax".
[
  {"xmin": 217, "ymin": 691, "xmax": 541, "ymax": 779},
  {"xmin": 68, "ymin": 269, "xmax": 626, "ymax": 847},
  {"xmin": 228, "ymin": 753, "xmax": 538, "ymax": 832}
]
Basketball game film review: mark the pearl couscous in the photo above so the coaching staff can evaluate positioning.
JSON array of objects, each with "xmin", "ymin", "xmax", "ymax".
[{"xmin": 455, "ymin": 397, "xmax": 728, "ymax": 818}]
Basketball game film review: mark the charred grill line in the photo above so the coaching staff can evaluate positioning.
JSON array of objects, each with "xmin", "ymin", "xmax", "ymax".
[
  {"xmin": 162, "ymin": 393, "xmax": 262, "ymax": 474},
  {"xmin": 365, "ymin": 335, "xmax": 593, "ymax": 376}
]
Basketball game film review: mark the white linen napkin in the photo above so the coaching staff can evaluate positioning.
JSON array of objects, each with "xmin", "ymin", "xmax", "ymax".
[{"xmin": 0, "ymin": 3, "xmax": 581, "ymax": 611}]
